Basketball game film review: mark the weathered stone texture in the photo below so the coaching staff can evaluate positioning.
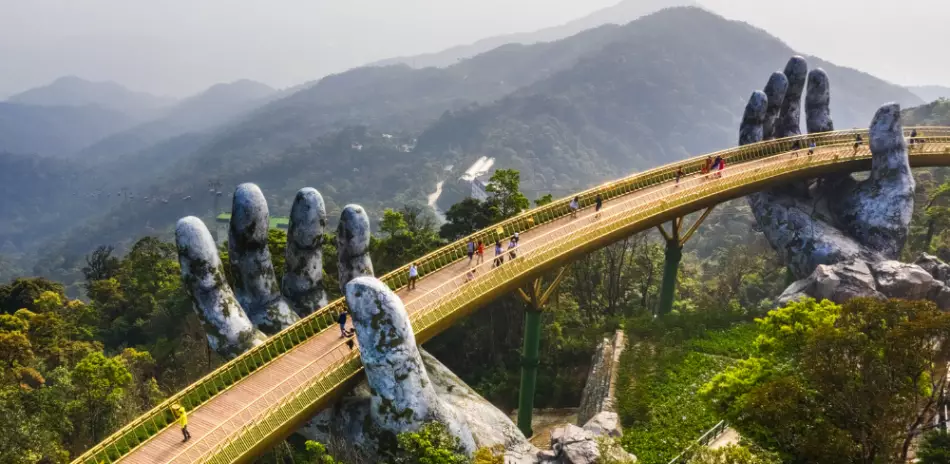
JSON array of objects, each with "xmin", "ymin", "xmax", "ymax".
[
  {"xmin": 337, "ymin": 205, "xmax": 374, "ymax": 294},
  {"xmin": 345, "ymin": 277, "xmax": 476, "ymax": 453},
  {"xmin": 283, "ymin": 188, "xmax": 328, "ymax": 315},
  {"xmin": 228, "ymin": 183, "xmax": 298, "ymax": 333},
  {"xmin": 175, "ymin": 216, "xmax": 266, "ymax": 357}
]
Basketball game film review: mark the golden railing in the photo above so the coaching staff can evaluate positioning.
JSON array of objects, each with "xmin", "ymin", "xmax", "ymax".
[
  {"xmin": 191, "ymin": 132, "xmax": 950, "ymax": 463},
  {"xmin": 73, "ymin": 127, "xmax": 950, "ymax": 464}
]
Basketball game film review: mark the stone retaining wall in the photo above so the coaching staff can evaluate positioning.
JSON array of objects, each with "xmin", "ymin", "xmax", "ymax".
[{"xmin": 577, "ymin": 330, "xmax": 626, "ymax": 425}]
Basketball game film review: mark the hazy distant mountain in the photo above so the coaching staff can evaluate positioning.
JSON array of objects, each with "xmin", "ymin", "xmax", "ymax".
[
  {"xmin": 903, "ymin": 99, "xmax": 950, "ymax": 126},
  {"xmin": 7, "ymin": 76, "xmax": 174, "ymax": 119},
  {"xmin": 369, "ymin": 0, "xmax": 696, "ymax": 68},
  {"xmin": 77, "ymin": 80, "xmax": 276, "ymax": 162},
  {"xmin": 17, "ymin": 7, "xmax": 925, "ymax": 278},
  {"xmin": 0, "ymin": 102, "xmax": 137, "ymax": 156},
  {"xmin": 417, "ymin": 7, "xmax": 924, "ymax": 205},
  {"xmin": 909, "ymin": 85, "xmax": 950, "ymax": 103}
]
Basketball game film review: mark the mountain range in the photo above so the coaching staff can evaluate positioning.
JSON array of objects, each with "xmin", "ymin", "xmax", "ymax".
[
  {"xmin": 1, "ymin": 77, "xmax": 275, "ymax": 158},
  {"xmin": 371, "ymin": 0, "xmax": 698, "ymax": 69},
  {"xmin": 0, "ymin": 6, "xmax": 932, "ymax": 290}
]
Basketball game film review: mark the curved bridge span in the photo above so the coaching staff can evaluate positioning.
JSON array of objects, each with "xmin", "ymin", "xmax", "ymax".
[{"xmin": 75, "ymin": 128, "xmax": 950, "ymax": 464}]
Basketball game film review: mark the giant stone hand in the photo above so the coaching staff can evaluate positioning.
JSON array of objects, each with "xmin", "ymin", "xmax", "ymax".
[
  {"xmin": 740, "ymin": 56, "xmax": 914, "ymax": 278},
  {"xmin": 175, "ymin": 183, "xmax": 372, "ymax": 358}
]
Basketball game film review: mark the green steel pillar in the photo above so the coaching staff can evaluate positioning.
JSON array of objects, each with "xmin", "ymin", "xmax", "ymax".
[
  {"xmin": 515, "ymin": 268, "xmax": 568, "ymax": 438},
  {"xmin": 658, "ymin": 238, "xmax": 683, "ymax": 315},
  {"xmin": 655, "ymin": 207, "xmax": 714, "ymax": 316},
  {"xmin": 517, "ymin": 308, "xmax": 543, "ymax": 437}
]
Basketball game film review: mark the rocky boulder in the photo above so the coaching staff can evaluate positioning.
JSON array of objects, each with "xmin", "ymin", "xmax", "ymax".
[
  {"xmin": 779, "ymin": 255, "xmax": 950, "ymax": 310},
  {"xmin": 545, "ymin": 415, "xmax": 636, "ymax": 464}
]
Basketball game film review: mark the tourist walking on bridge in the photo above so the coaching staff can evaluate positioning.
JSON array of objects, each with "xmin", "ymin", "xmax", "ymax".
[
  {"xmin": 570, "ymin": 196, "xmax": 580, "ymax": 218},
  {"xmin": 595, "ymin": 193, "xmax": 603, "ymax": 219},
  {"xmin": 702, "ymin": 156, "xmax": 712, "ymax": 174},
  {"xmin": 476, "ymin": 241, "xmax": 485, "ymax": 264},
  {"xmin": 408, "ymin": 263, "xmax": 419, "ymax": 290},
  {"xmin": 493, "ymin": 240, "xmax": 504, "ymax": 268},
  {"xmin": 910, "ymin": 129, "xmax": 919, "ymax": 148},
  {"xmin": 853, "ymin": 134, "xmax": 863, "ymax": 155},
  {"xmin": 467, "ymin": 239, "xmax": 475, "ymax": 264},
  {"xmin": 675, "ymin": 167, "xmax": 684, "ymax": 185},
  {"xmin": 338, "ymin": 310, "xmax": 351, "ymax": 338},
  {"xmin": 508, "ymin": 236, "xmax": 518, "ymax": 260},
  {"xmin": 171, "ymin": 403, "xmax": 191, "ymax": 442}
]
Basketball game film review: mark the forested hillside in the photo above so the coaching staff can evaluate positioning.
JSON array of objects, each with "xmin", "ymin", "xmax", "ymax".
[
  {"xmin": 76, "ymin": 80, "xmax": 276, "ymax": 163},
  {"xmin": 909, "ymin": 85, "xmax": 950, "ymax": 103},
  {"xmin": 903, "ymin": 98, "xmax": 950, "ymax": 126}
]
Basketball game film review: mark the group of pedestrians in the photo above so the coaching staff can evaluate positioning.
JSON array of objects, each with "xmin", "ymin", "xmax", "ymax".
[
  {"xmin": 701, "ymin": 155, "xmax": 726, "ymax": 178},
  {"xmin": 491, "ymin": 233, "xmax": 520, "ymax": 268}
]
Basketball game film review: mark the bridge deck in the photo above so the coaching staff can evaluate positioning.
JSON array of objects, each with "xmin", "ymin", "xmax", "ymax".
[{"xmin": 109, "ymin": 133, "xmax": 950, "ymax": 464}]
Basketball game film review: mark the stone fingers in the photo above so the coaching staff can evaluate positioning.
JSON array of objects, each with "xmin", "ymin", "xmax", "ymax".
[
  {"xmin": 175, "ymin": 216, "xmax": 266, "ymax": 358},
  {"xmin": 805, "ymin": 68, "xmax": 833, "ymax": 133},
  {"xmin": 739, "ymin": 91, "xmax": 767, "ymax": 146},
  {"xmin": 228, "ymin": 183, "xmax": 299, "ymax": 334},
  {"xmin": 774, "ymin": 56, "xmax": 807, "ymax": 139},
  {"xmin": 762, "ymin": 72, "xmax": 788, "ymax": 140},
  {"xmin": 337, "ymin": 204, "xmax": 375, "ymax": 293},
  {"xmin": 283, "ymin": 188, "xmax": 328, "ymax": 316}
]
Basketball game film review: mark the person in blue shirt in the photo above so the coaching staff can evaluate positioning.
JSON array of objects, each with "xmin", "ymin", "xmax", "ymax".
[
  {"xmin": 408, "ymin": 263, "xmax": 419, "ymax": 290},
  {"xmin": 338, "ymin": 311, "xmax": 351, "ymax": 338}
]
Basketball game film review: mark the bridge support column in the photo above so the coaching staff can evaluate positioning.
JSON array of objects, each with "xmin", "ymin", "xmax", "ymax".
[
  {"xmin": 656, "ymin": 207, "xmax": 714, "ymax": 315},
  {"xmin": 515, "ymin": 267, "xmax": 568, "ymax": 438}
]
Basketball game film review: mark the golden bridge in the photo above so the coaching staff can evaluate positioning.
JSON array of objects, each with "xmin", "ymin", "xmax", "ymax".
[{"xmin": 75, "ymin": 127, "xmax": 950, "ymax": 464}]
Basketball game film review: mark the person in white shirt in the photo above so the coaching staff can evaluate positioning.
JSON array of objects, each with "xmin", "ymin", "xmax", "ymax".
[
  {"xmin": 408, "ymin": 263, "xmax": 419, "ymax": 290},
  {"xmin": 570, "ymin": 196, "xmax": 579, "ymax": 218}
]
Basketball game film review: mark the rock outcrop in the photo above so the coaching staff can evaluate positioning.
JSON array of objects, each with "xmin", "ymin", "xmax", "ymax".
[{"xmin": 779, "ymin": 255, "xmax": 950, "ymax": 310}]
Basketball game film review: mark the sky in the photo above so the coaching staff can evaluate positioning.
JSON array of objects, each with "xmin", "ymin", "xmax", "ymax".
[{"xmin": 0, "ymin": 0, "xmax": 947, "ymax": 99}]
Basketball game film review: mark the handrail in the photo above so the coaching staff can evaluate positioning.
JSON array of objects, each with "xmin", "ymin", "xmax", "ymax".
[
  {"xmin": 71, "ymin": 127, "xmax": 950, "ymax": 464},
  {"xmin": 667, "ymin": 420, "xmax": 729, "ymax": 464},
  {"xmin": 193, "ymin": 136, "xmax": 950, "ymax": 463}
]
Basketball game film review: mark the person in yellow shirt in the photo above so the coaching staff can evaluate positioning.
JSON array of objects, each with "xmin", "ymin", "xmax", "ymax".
[{"xmin": 171, "ymin": 403, "xmax": 191, "ymax": 442}]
